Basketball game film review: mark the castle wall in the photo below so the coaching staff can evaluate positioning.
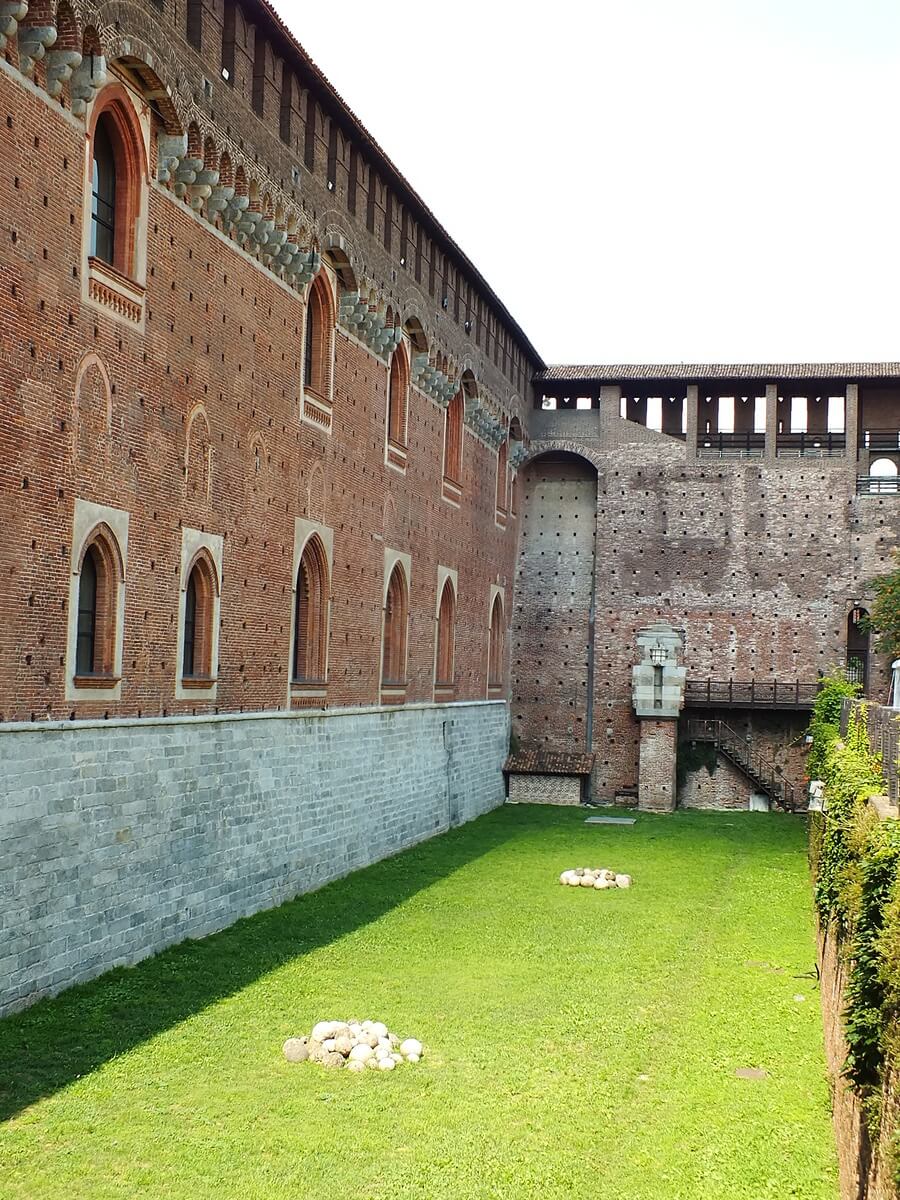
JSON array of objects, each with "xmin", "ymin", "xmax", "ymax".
[
  {"xmin": 511, "ymin": 431, "xmax": 900, "ymax": 803},
  {"xmin": 0, "ymin": 700, "xmax": 507, "ymax": 1015}
]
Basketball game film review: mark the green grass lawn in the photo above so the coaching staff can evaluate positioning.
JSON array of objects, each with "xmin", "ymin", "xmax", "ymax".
[{"xmin": 0, "ymin": 805, "xmax": 837, "ymax": 1200}]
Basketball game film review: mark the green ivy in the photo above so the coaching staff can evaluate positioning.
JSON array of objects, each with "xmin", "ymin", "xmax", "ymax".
[
  {"xmin": 805, "ymin": 669, "xmax": 861, "ymax": 782},
  {"xmin": 863, "ymin": 548, "xmax": 900, "ymax": 660}
]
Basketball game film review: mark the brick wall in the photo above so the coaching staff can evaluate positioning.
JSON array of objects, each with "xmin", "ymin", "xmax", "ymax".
[
  {"xmin": 0, "ymin": 699, "xmax": 508, "ymax": 1015},
  {"xmin": 0, "ymin": 60, "xmax": 521, "ymax": 722},
  {"xmin": 512, "ymin": 434, "xmax": 900, "ymax": 802}
]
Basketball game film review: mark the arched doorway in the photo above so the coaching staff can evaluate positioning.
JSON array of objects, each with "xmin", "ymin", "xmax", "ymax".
[
  {"xmin": 870, "ymin": 458, "xmax": 899, "ymax": 494},
  {"xmin": 510, "ymin": 451, "xmax": 598, "ymax": 753}
]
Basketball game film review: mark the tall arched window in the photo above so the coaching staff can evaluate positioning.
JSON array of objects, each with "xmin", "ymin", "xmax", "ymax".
[
  {"xmin": 387, "ymin": 345, "xmax": 409, "ymax": 449},
  {"xmin": 87, "ymin": 96, "xmax": 143, "ymax": 282},
  {"xmin": 435, "ymin": 579, "xmax": 456, "ymax": 687},
  {"xmin": 91, "ymin": 118, "xmax": 117, "ymax": 265},
  {"xmin": 76, "ymin": 548, "xmax": 99, "ymax": 675},
  {"xmin": 302, "ymin": 273, "xmax": 333, "ymax": 400},
  {"xmin": 182, "ymin": 554, "xmax": 217, "ymax": 680},
  {"xmin": 293, "ymin": 536, "xmax": 329, "ymax": 682},
  {"xmin": 488, "ymin": 594, "xmax": 504, "ymax": 691},
  {"xmin": 382, "ymin": 564, "xmax": 409, "ymax": 687},
  {"xmin": 73, "ymin": 525, "xmax": 123, "ymax": 683},
  {"xmin": 443, "ymin": 390, "xmax": 463, "ymax": 483},
  {"xmin": 496, "ymin": 440, "xmax": 508, "ymax": 514}
]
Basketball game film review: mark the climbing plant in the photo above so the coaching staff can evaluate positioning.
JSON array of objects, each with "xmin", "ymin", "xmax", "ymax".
[
  {"xmin": 805, "ymin": 668, "xmax": 861, "ymax": 782},
  {"xmin": 863, "ymin": 549, "xmax": 900, "ymax": 660}
]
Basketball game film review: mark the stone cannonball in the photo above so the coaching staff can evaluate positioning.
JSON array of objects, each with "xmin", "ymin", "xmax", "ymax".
[
  {"xmin": 282, "ymin": 1037, "xmax": 309, "ymax": 1063},
  {"xmin": 400, "ymin": 1038, "xmax": 423, "ymax": 1059}
]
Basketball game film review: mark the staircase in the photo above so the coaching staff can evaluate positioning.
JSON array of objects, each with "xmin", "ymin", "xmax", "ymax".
[{"xmin": 684, "ymin": 719, "xmax": 796, "ymax": 811}]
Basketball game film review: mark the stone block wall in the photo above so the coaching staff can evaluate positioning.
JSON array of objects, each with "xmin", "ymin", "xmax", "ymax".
[
  {"xmin": 0, "ymin": 700, "xmax": 508, "ymax": 1016},
  {"xmin": 678, "ymin": 755, "xmax": 759, "ymax": 810}
]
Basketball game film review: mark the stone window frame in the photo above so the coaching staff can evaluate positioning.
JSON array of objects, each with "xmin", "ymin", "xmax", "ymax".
[
  {"xmin": 288, "ymin": 517, "xmax": 334, "ymax": 706},
  {"xmin": 65, "ymin": 499, "xmax": 129, "ymax": 702},
  {"xmin": 385, "ymin": 340, "xmax": 410, "ymax": 474},
  {"xmin": 433, "ymin": 566, "xmax": 458, "ymax": 699},
  {"xmin": 300, "ymin": 268, "xmax": 336, "ymax": 433},
  {"xmin": 487, "ymin": 585, "xmax": 505, "ymax": 697},
  {"xmin": 380, "ymin": 548, "xmax": 411, "ymax": 702},
  {"xmin": 82, "ymin": 82, "xmax": 149, "ymax": 328},
  {"xmin": 175, "ymin": 528, "xmax": 223, "ymax": 701}
]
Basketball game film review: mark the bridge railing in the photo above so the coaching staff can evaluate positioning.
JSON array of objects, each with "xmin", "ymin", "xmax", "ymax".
[{"xmin": 684, "ymin": 679, "xmax": 819, "ymax": 709}]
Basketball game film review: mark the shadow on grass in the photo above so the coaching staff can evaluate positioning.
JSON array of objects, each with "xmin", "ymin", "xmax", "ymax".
[{"xmin": 0, "ymin": 807, "xmax": 518, "ymax": 1123}]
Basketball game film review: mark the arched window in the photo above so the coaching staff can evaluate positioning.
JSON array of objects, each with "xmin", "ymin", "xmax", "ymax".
[
  {"xmin": 496, "ymin": 440, "xmax": 508, "ymax": 514},
  {"xmin": 870, "ymin": 458, "xmax": 899, "ymax": 494},
  {"xmin": 302, "ymin": 273, "xmax": 333, "ymax": 400},
  {"xmin": 75, "ymin": 548, "xmax": 99, "ymax": 675},
  {"xmin": 382, "ymin": 564, "xmax": 408, "ymax": 687},
  {"xmin": 435, "ymin": 579, "xmax": 456, "ymax": 687},
  {"xmin": 488, "ymin": 594, "xmax": 504, "ymax": 690},
  {"xmin": 182, "ymin": 555, "xmax": 217, "ymax": 680},
  {"xmin": 387, "ymin": 346, "xmax": 409, "ymax": 449},
  {"xmin": 73, "ymin": 526, "xmax": 123, "ymax": 682},
  {"xmin": 293, "ymin": 536, "xmax": 329, "ymax": 682},
  {"xmin": 90, "ymin": 118, "xmax": 117, "ymax": 265},
  {"xmin": 443, "ymin": 390, "xmax": 464, "ymax": 484}
]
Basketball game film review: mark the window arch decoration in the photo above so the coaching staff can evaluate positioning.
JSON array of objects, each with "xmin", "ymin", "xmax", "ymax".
[
  {"xmin": 84, "ymin": 84, "xmax": 149, "ymax": 325},
  {"xmin": 488, "ymin": 590, "xmax": 504, "ymax": 695},
  {"xmin": 66, "ymin": 499, "xmax": 130, "ymax": 702},
  {"xmin": 300, "ymin": 269, "xmax": 336, "ymax": 433},
  {"xmin": 434, "ymin": 570, "xmax": 458, "ymax": 697},
  {"xmin": 386, "ymin": 342, "xmax": 410, "ymax": 471},
  {"xmin": 292, "ymin": 534, "xmax": 330, "ymax": 684},
  {"xmin": 381, "ymin": 555, "xmax": 410, "ymax": 699}
]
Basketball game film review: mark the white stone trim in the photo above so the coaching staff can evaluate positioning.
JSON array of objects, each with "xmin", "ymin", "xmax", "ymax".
[
  {"xmin": 175, "ymin": 527, "xmax": 224, "ymax": 701},
  {"xmin": 287, "ymin": 517, "xmax": 335, "ymax": 705},
  {"xmin": 65, "ymin": 499, "xmax": 129, "ymax": 702}
]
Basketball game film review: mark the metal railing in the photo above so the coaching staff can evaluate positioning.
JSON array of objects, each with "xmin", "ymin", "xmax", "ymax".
[
  {"xmin": 859, "ymin": 429, "xmax": 900, "ymax": 451},
  {"xmin": 685, "ymin": 718, "xmax": 796, "ymax": 810},
  {"xmin": 684, "ymin": 679, "xmax": 819, "ymax": 709},
  {"xmin": 697, "ymin": 431, "xmax": 765, "ymax": 459},
  {"xmin": 858, "ymin": 475, "xmax": 900, "ymax": 495},
  {"xmin": 776, "ymin": 432, "xmax": 846, "ymax": 457}
]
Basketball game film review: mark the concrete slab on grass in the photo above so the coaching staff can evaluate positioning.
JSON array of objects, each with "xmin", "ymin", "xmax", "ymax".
[{"xmin": 585, "ymin": 816, "xmax": 636, "ymax": 825}]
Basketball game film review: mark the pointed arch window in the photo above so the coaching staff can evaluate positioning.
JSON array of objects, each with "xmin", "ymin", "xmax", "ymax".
[
  {"xmin": 435, "ymin": 579, "xmax": 456, "ymax": 688},
  {"xmin": 71, "ymin": 522, "xmax": 125, "ymax": 687},
  {"xmin": 488, "ymin": 594, "xmax": 504, "ymax": 692},
  {"xmin": 443, "ymin": 390, "xmax": 464, "ymax": 484},
  {"xmin": 75, "ymin": 548, "xmax": 99, "ymax": 675},
  {"xmin": 302, "ymin": 273, "xmax": 333, "ymax": 400},
  {"xmin": 90, "ymin": 119, "xmax": 117, "ymax": 265},
  {"xmin": 293, "ymin": 536, "xmax": 329, "ymax": 683},
  {"xmin": 382, "ymin": 564, "xmax": 409, "ymax": 688},
  {"xmin": 496, "ymin": 440, "xmax": 508, "ymax": 516},
  {"xmin": 387, "ymin": 346, "xmax": 409, "ymax": 449},
  {"xmin": 182, "ymin": 554, "xmax": 217, "ymax": 681}
]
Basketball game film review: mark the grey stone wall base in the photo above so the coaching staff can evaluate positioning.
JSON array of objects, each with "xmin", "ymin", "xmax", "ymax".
[{"xmin": 0, "ymin": 701, "xmax": 509, "ymax": 1016}]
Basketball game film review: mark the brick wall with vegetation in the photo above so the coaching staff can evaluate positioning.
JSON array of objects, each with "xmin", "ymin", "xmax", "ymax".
[{"xmin": 809, "ymin": 674, "xmax": 900, "ymax": 1197}]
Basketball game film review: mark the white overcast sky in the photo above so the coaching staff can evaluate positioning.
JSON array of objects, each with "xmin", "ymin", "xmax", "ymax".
[{"xmin": 277, "ymin": 0, "xmax": 900, "ymax": 366}]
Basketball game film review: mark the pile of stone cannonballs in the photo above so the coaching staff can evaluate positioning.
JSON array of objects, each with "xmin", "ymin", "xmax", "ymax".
[
  {"xmin": 282, "ymin": 1020, "xmax": 424, "ymax": 1072},
  {"xmin": 559, "ymin": 867, "xmax": 632, "ymax": 889}
]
